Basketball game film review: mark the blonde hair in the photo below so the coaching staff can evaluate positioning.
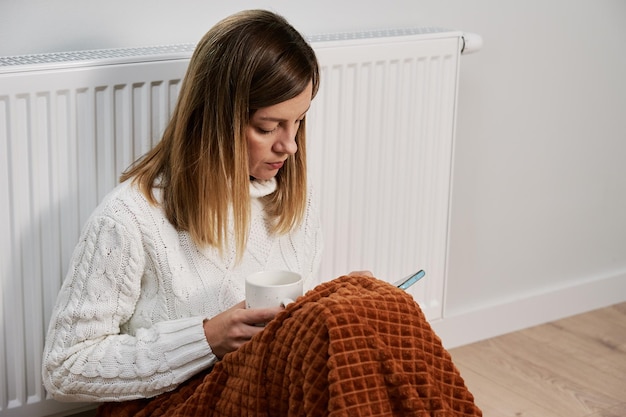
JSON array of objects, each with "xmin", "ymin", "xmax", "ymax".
[{"xmin": 121, "ymin": 10, "xmax": 320, "ymax": 259}]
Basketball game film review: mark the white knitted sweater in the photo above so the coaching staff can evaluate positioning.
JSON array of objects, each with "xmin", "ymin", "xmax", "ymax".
[{"xmin": 42, "ymin": 178, "xmax": 323, "ymax": 402}]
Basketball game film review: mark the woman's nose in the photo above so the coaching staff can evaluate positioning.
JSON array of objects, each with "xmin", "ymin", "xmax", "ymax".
[{"xmin": 274, "ymin": 127, "xmax": 298, "ymax": 155}]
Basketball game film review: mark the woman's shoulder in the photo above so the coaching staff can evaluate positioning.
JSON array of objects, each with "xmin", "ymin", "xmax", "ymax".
[
  {"xmin": 90, "ymin": 180, "xmax": 164, "ymax": 230},
  {"xmin": 98, "ymin": 179, "xmax": 148, "ymax": 209}
]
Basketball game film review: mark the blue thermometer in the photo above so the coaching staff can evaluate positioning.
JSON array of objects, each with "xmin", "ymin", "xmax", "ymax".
[{"xmin": 394, "ymin": 270, "xmax": 426, "ymax": 290}]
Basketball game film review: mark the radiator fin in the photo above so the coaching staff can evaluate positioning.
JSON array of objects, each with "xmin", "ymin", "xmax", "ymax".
[{"xmin": 309, "ymin": 38, "xmax": 460, "ymax": 319}]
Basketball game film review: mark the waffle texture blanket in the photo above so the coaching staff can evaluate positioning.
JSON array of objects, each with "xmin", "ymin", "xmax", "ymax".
[{"xmin": 96, "ymin": 275, "xmax": 481, "ymax": 416}]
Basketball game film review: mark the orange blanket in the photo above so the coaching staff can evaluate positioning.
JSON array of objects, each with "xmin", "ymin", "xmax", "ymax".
[{"xmin": 97, "ymin": 275, "xmax": 481, "ymax": 416}]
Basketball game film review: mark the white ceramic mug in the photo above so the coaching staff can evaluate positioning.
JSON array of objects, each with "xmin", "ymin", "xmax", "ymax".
[{"xmin": 245, "ymin": 270, "xmax": 303, "ymax": 309}]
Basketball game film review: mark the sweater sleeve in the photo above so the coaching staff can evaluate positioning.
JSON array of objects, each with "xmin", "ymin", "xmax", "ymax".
[{"xmin": 42, "ymin": 213, "xmax": 217, "ymax": 402}]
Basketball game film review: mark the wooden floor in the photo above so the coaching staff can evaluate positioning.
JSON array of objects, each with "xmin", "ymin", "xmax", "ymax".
[{"xmin": 449, "ymin": 302, "xmax": 626, "ymax": 417}]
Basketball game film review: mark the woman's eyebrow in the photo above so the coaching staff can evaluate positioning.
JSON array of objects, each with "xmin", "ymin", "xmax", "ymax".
[
  {"xmin": 258, "ymin": 116, "xmax": 288, "ymax": 122},
  {"xmin": 257, "ymin": 106, "xmax": 311, "ymax": 122}
]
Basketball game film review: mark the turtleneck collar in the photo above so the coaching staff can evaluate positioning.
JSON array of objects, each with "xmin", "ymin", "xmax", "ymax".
[{"xmin": 249, "ymin": 178, "xmax": 277, "ymax": 198}]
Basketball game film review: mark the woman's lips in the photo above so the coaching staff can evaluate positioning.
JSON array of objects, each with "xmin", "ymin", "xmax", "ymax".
[{"xmin": 267, "ymin": 161, "xmax": 284, "ymax": 170}]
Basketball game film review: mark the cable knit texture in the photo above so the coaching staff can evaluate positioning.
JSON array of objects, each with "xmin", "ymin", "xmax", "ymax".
[{"xmin": 42, "ymin": 178, "xmax": 323, "ymax": 402}]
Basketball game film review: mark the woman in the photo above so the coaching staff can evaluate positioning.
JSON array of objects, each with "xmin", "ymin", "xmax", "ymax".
[
  {"xmin": 43, "ymin": 9, "xmax": 481, "ymax": 416},
  {"xmin": 42, "ymin": 9, "xmax": 322, "ymax": 401}
]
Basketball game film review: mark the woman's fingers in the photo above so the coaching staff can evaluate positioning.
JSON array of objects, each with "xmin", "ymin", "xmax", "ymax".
[
  {"xmin": 348, "ymin": 270, "xmax": 373, "ymax": 277},
  {"xmin": 203, "ymin": 303, "xmax": 282, "ymax": 358},
  {"xmin": 241, "ymin": 306, "xmax": 283, "ymax": 325}
]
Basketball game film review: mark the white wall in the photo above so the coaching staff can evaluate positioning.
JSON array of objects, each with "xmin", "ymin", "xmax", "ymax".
[{"xmin": 2, "ymin": 0, "xmax": 625, "ymax": 347}]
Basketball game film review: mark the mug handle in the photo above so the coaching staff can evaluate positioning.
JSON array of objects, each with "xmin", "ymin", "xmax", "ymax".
[{"xmin": 280, "ymin": 298, "xmax": 295, "ymax": 308}]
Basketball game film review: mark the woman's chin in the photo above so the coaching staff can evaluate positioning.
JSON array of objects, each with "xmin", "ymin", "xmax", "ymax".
[{"xmin": 250, "ymin": 171, "xmax": 278, "ymax": 181}]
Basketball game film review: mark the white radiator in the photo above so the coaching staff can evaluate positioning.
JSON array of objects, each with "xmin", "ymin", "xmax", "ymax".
[{"xmin": 0, "ymin": 28, "xmax": 471, "ymax": 417}]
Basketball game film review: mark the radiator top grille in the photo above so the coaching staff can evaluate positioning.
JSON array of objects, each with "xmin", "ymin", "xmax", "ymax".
[
  {"xmin": 0, "ymin": 43, "xmax": 197, "ymax": 72},
  {"xmin": 0, "ymin": 27, "xmax": 450, "ymax": 73},
  {"xmin": 306, "ymin": 27, "xmax": 447, "ymax": 42}
]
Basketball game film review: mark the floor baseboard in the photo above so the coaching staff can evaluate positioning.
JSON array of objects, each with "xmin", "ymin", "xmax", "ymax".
[{"xmin": 431, "ymin": 269, "xmax": 626, "ymax": 349}]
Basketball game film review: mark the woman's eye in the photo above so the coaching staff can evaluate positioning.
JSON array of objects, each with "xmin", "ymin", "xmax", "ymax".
[{"xmin": 258, "ymin": 126, "xmax": 277, "ymax": 135}]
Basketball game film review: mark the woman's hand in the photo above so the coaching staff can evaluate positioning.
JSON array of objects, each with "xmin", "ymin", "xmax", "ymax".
[
  {"xmin": 348, "ymin": 270, "xmax": 373, "ymax": 277},
  {"xmin": 203, "ymin": 301, "xmax": 282, "ymax": 359}
]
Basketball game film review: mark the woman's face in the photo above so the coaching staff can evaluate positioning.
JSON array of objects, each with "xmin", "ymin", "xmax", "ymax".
[{"xmin": 246, "ymin": 82, "xmax": 313, "ymax": 180}]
